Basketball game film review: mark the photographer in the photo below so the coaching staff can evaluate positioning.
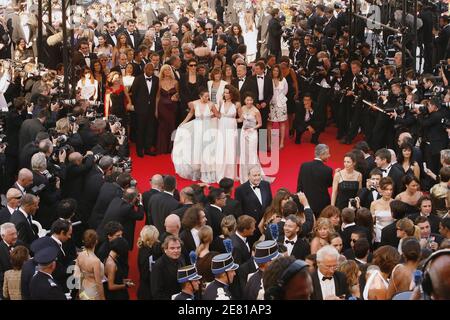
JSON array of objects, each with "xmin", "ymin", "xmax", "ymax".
[
  {"xmin": 92, "ymin": 127, "xmax": 129, "ymax": 159},
  {"xmin": 418, "ymin": 98, "xmax": 449, "ymax": 176},
  {"xmin": 18, "ymin": 108, "xmax": 46, "ymax": 151},
  {"xmin": 54, "ymin": 117, "xmax": 83, "ymax": 153},
  {"xmin": 61, "ymin": 151, "xmax": 95, "ymax": 205},
  {"xmin": 30, "ymin": 152, "xmax": 61, "ymax": 229}
]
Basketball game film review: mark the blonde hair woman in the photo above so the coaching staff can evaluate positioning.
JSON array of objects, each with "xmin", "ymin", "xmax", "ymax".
[
  {"xmin": 137, "ymin": 225, "xmax": 161, "ymax": 300},
  {"xmin": 310, "ymin": 217, "xmax": 334, "ymax": 254},
  {"xmin": 156, "ymin": 64, "xmax": 179, "ymax": 154},
  {"xmin": 195, "ymin": 225, "xmax": 218, "ymax": 283},
  {"xmin": 243, "ymin": 10, "xmax": 258, "ymax": 62}
]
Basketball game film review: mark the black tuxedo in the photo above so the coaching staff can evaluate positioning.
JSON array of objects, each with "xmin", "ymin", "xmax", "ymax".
[
  {"xmin": 267, "ymin": 17, "xmax": 282, "ymax": 58},
  {"xmin": 72, "ymin": 51, "xmax": 98, "ymax": 69},
  {"xmin": 203, "ymin": 34, "xmax": 218, "ymax": 51},
  {"xmin": 235, "ymin": 257, "xmax": 257, "ymax": 299},
  {"xmin": 243, "ymin": 269, "xmax": 263, "ymax": 300},
  {"xmin": 18, "ymin": 118, "xmax": 45, "ymax": 151},
  {"xmin": 78, "ymin": 165, "xmax": 104, "ymax": 224},
  {"xmin": 179, "ymin": 229, "xmax": 196, "ymax": 263},
  {"xmin": 142, "ymin": 189, "xmax": 160, "ymax": 215},
  {"xmin": 110, "ymin": 65, "xmax": 128, "ymax": 76},
  {"xmin": 310, "ymin": 270, "xmax": 349, "ymax": 300},
  {"xmin": 151, "ymin": 254, "xmax": 184, "ymax": 300},
  {"xmin": 105, "ymin": 33, "xmax": 118, "ymax": 47},
  {"xmin": 229, "ymin": 233, "xmax": 251, "ymax": 265},
  {"xmin": 61, "ymin": 155, "xmax": 95, "ymax": 204},
  {"xmin": 222, "ymin": 195, "xmax": 242, "ymax": 218},
  {"xmin": 289, "ymin": 47, "xmax": 303, "ymax": 68},
  {"xmin": 130, "ymin": 74, "xmax": 159, "ymax": 154},
  {"xmin": 88, "ymin": 182, "xmax": 122, "ymax": 229},
  {"xmin": 171, "ymin": 203, "xmax": 192, "ymax": 221},
  {"xmin": 297, "ymin": 160, "xmax": 333, "ymax": 217},
  {"xmin": 305, "ymin": 54, "xmax": 319, "ymax": 76},
  {"xmin": 235, "ymin": 181, "xmax": 272, "ymax": 223},
  {"xmin": 147, "ymin": 192, "xmax": 180, "ymax": 234},
  {"xmin": 380, "ymin": 221, "xmax": 399, "ymax": 248},
  {"xmin": 323, "ymin": 17, "xmax": 339, "ymax": 36},
  {"xmin": 124, "ymin": 30, "xmax": 141, "ymax": 49},
  {"xmin": 232, "ymin": 77, "xmax": 258, "ymax": 105},
  {"xmin": 340, "ymin": 225, "xmax": 371, "ymax": 251},
  {"xmin": 31, "ymin": 171, "xmax": 60, "ymax": 230},
  {"xmin": 294, "ymin": 103, "xmax": 323, "ymax": 143},
  {"xmin": 0, "ymin": 207, "xmax": 13, "ymax": 225},
  {"xmin": 97, "ymin": 197, "xmax": 144, "ymax": 251},
  {"xmin": 357, "ymin": 187, "xmax": 381, "ymax": 210},
  {"xmin": 386, "ymin": 165, "xmax": 405, "ymax": 196},
  {"xmin": 253, "ymin": 74, "xmax": 273, "ymax": 129},
  {"xmin": 10, "ymin": 210, "xmax": 38, "ymax": 247},
  {"xmin": 407, "ymin": 213, "xmax": 442, "ymax": 234},
  {"xmin": 205, "ymin": 205, "xmax": 225, "ymax": 238},
  {"xmin": 286, "ymin": 237, "xmax": 310, "ymax": 260}
]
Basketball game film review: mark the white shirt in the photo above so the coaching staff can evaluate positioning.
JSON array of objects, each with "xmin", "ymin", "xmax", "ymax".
[
  {"xmin": 341, "ymin": 222, "xmax": 355, "ymax": 231},
  {"xmin": 163, "ymin": 191, "xmax": 174, "ymax": 196},
  {"xmin": 145, "ymin": 75, "xmax": 154, "ymax": 94},
  {"xmin": 19, "ymin": 208, "xmax": 30, "ymax": 223},
  {"xmin": 7, "ymin": 205, "xmax": 15, "ymax": 215},
  {"xmin": 16, "ymin": 183, "xmax": 26, "ymax": 194},
  {"xmin": 191, "ymin": 228, "xmax": 200, "ymax": 248},
  {"xmin": 381, "ymin": 164, "xmax": 392, "ymax": 178},
  {"xmin": 109, "ymin": 33, "xmax": 117, "ymax": 46},
  {"xmin": 284, "ymin": 235, "xmax": 297, "ymax": 256},
  {"xmin": 317, "ymin": 269, "xmax": 336, "ymax": 298},
  {"xmin": 51, "ymin": 235, "xmax": 66, "ymax": 256},
  {"xmin": 305, "ymin": 109, "xmax": 313, "ymax": 122},
  {"xmin": 210, "ymin": 204, "xmax": 222, "ymax": 212},
  {"xmin": 238, "ymin": 77, "xmax": 246, "ymax": 90},
  {"xmin": 250, "ymin": 183, "xmax": 262, "ymax": 205},
  {"xmin": 206, "ymin": 35, "xmax": 213, "ymax": 49},
  {"xmin": 128, "ymin": 31, "xmax": 135, "ymax": 47},
  {"xmin": 372, "ymin": 189, "xmax": 379, "ymax": 201},
  {"xmin": 256, "ymin": 74, "xmax": 265, "ymax": 101},
  {"xmin": 236, "ymin": 232, "xmax": 250, "ymax": 252}
]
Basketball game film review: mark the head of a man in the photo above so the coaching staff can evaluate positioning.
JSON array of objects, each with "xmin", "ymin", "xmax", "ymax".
[
  {"xmin": 20, "ymin": 194, "xmax": 39, "ymax": 216},
  {"xmin": 163, "ymin": 235, "xmax": 182, "ymax": 260},
  {"xmin": 6, "ymin": 188, "xmax": 22, "ymax": 209},
  {"xmin": 165, "ymin": 214, "xmax": 181, "ymax": 236},
  {"xmin": 316, "ymin": 245, "xmax": 340, "ymax": 278},
  {"xmin": 0, "ymin": 223, "xmax": 18, "ymax": 246}
]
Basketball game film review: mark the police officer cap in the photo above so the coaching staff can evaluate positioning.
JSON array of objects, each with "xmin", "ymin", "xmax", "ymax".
[{"xmin": 34, "ymin": 246, "xmax": 59, "ymax": 265}]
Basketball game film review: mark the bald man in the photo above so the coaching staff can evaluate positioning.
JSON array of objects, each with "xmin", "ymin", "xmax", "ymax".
[
  {"xmin": 158, "ymin": 214, "xmax": 181, "ymax": 242},
  {"xmin": 130, "ymin": 63, "xmax": 159, "ymax": 157},
  {"xmin": 143, "ymin": 174, "xmax": 163, "ymax": 216},
  {"xmin": 232, "ymin": 64, "xmax": 257, "ymax": 105},
  {"xmin": 0, "ymin": 189, "xmax": 22, "ymax": 224},
  {"xmin": 13, "ymin": 168, "xmax": 33, "ymax": 195}
]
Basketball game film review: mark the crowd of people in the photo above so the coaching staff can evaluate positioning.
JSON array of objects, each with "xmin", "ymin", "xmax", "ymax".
[{"xmin": 0, "ymin": 0, "xmax": 449, "ymax": 300}]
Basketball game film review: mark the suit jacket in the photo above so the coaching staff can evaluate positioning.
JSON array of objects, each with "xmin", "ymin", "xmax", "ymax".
[
  {"xmin": 310, "ymin": 270, "xmax": 349, "ymax": 300},
  {"xmin": 130, "ymin": 74, "xmax": 159, "ymax": 117},
  {"xmin": 267, "ymin": 17, "xmax": 282, "ymax": 52},
  {"xmin": 380, "ymin": 221, "xmax": 399, "ymax": 248},
  {"xmin": 222, "ymin": 195, "xmax": 242, "ymax": 218},
  {"xmin": 88, "ymin": 182, "xmax": 123, "ymax": 229},
  {"xmin": 232, "ymin": 76, "xmax": 258, "ymax": 105},
  {"xmin": 205, "ymin": 205, "xmax": 225, "ymax": 238},
  {"xmin": 294, "ymin": 103, "xmax": 323, "ymax": 132},
  {"xmin": 253, "ymin": 74, "xmax": 273, "ymax": 105},
  {"xmin": 61, "ymin": 155, "xmax": 95, "ymax": 204},
  {"xmin": 104, "ymin": 33, "xmax": 118, "ymax": 47},
  {"xmin": 297, "ymin": 160, "xmax": 333, "ymax": 217},
  {"xmin": 243, "ymin": 268, "xmax": 263, "ymax": 300},
  {"xmin": 203, "ymin": 34, "xmax": 218, "ymax": 52},
  {"xmin": 407, "ymin": 213, "xmax": 442, "ymax": 234},
  {"xmin": 147, "ymin": 192, "xmax": 180, "ymax": 233},
  {"xmin": 357, "ymin": 187, "xmax": 381, "ymax": 209},
  {"xmin": 142, "ymin": 189, "xmax": 160, "ymax": 215},
  {"xmin": 18, "ymin": 118, "xmax": 45, "ymax": 151},
  {"xmin": 78, "ymin": 165, "xmax": 104, "ymax": 223},
  {"xmin": 179, "ymin": 229, "xmax": 197, "ymax": 263},
  {"xmin": 235, "ymin": 180, "xmax": 272, "ymax": 223},
  {"xmin": 387, "ymin": 165, "xmax": 405, "ymax": 196},
  {"xmin": 171, "ymin": 203, "xmax": 193, "ymax": 221},
  {"xmin": 229, "ymin": 233, "xmax": 251, "ymax": 265},
  {"xmin": 150, "ymin": 254, "xmax": 184, "ymax": 300},
  {"xmin": 340, "ymin": 225, "xmax": 371, "ymax": 251},
  {"xmin": 288, "ymin": 238, "xmax": 310, "ymax": 260},
  {"xmin": 72, "ymin": 51, "xmax": 98, "ymax": 68},
  {"xmin": 124, "ymin": 30, "xmax": 141, "ymax": 49},
  {"xmin": 235, "ymin": 257, "xmax": 258, "ymax": 300},
  {"xmin": 0, "ymin": 207, "xmax": 13, "ymax": 225},
  {"xmin": 420, "ymin": 109, "xmax": 449, "ymax": 155},
  {"xmin": 10, "ymin": 210, "xmax": 38, "ymax": 247},
  {"xmin": 97, "ymin": 198, "xmax": 144, "ymax": 251}
]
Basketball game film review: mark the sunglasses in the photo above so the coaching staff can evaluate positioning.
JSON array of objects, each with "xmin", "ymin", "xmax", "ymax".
[
  {"xmin": 206, "ymin": 28, "xmax": 212, "ymax": 30},
  {"xmin": 189, "ymin": 64, "xmax": 197, "ymax": 67}
]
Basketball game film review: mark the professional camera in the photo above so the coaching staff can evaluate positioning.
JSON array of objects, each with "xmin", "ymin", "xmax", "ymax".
[
  {"xmin": 112, "ymin": 156, "xmax": 132, "ymax": 172},
  {"xmin": 349, "ymin": 198, "xmax": 357, "ymax": 208},
  {"xmin": 385, "ymin": 104, "xmax": 405, "ymax": 114},
  {"xmin": 377, "ymin": 90, "xmax": 390, "ymax": 96},
  {"xmin": 405, "ymin": 80, "xmax": 419, "ymax": 86},
  {"xmin": 108, "ymin": 115, "xmax": 122, "ymax": 126},
  {"xmin": 442, "ymin": 117, "xmax": 450, "ymax": 129},
  {"xmin": 406, "ymin": 103, "xmax": 428, "ymax": 114},
  {"xmin": 0, "ymin": 133, "xmax": 7, "ymax": 148},
  {"xmin": 441, "ymin": 102, "xmax": 450, "ymax": 108},
  {"xmin": 282, "ymin": 26, "xmax": 295, "ymax": 42}
]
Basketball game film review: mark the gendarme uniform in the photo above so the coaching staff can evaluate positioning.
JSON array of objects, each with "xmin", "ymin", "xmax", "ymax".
[
  {"xmin": 172, "ymin": 264, "xmax": 202, "ymax": 300},
  {"xmin": 244, "ymin": 240, "xmax": 280, "ymax": 300},
  {"xmin": 29, "ymin": 246, "xmax": 67, "ymax": 300},
  {"xmin": 203, "ymin": 253, "xmax": 239, "ymax": 300}
]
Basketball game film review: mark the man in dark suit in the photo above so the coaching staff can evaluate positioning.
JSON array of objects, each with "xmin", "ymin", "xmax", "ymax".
[
  {"xmin": 170, "ymin": 186, "xmax": 195, "ymax": 220},
  {"xmin": 130, "ymin": 63, "xmax": 159, "ymax": 157},
  {"xmin": 340, "ymin": 208, "xmax": 370, "ymax": 251},
  {"xmin": 88, "ymin": 172, "xmax": 132, "ymax": 229},
  {"xmin": 12, "ymin": 168, "xmax": 34, "ymax": 196},
  {"xmin": 408, "ymin": 196, "xmax": 442, "ymax": 234},
  {"xmin": 219, "ymin": 178, "xmax": 242, "ymax": 218},
  {"xmin": 18, "ymin": 109, "xmax": 46, "ymax": 152},
  {"xmin": 235, "ymin": 248, "xmax": 257, "ymax": 300},
  {"xmin": 205, "ymin": 188, "xmax": 226, "ymax": 238},
  {"xmin": 147, "ymin": 175, "xmax": 180, "ymax": 233},
  {"xmin": 267, "ymin": 8, "xmax": 283, "ymax": 61},
  {"xmin": 0, "ymin": 188, "xmax": 22, "ymax": 225},
  {"xmin": 229, "ymin": 215, "xmax": 256, "ymax": 265},
  {"xmin": 123, "ymin": 19, "xmax": 141, "ymax": 50},
  {"xmin": 61, "ymin": 152, "xmax": 95, "ymax": 205},
  {"xmin": 235, "ymin": 166, "xmax": 272, "ymax": 246},
  {"xmin": 282, "ymin": 215, "xmax": 310, "ymax": 260},
  {"xmin": 0, "ymin": 223, "xmax": 24, "ymax": 297},
  {"xmin": 374, "ymin": 148, "xmax": 404, "ymax": 196},
  {"xmin": 380, "ymin": 200, "xmax": 408, "ymax": 248},
  {"xmin": 97, "ymin": 188, "xmax": 144, "ymax": 251},
  {"xmin": 203, "ymin": 23, "xmax": 217, "ymax": 51},
  {"xmin": 357, "ymin": 168, "xmax": 382, "ymax": 208},
  {"xmin": 104, "ymin": 21, "xmax": 118, "ymax": 47},
  {"xmin": 110, "ymin": 53, "xmax": 129, "ymax": 76},
  {"xmin": 253, "ymin": 62, "xmax": 273, "ymax": 130},
  {"xmin": 10, "ymin": 194, "xmax": 39, "ymax": 247},
  {"xmin": 294, "ymin": 94, "xmax": 322, "ymax": 144},
  {"xmin": 232, "ymin": 64, "xmax": 258, "ymax": 105},
  {"xmin": 311, "ymin": 245, "xmax": 349, "ymax": 300},
  {"xmin": 297, "ymin": 144, "xmax": 332, "ymax": 217},
  {"xmin": 72, "ymin": 40, "xmax": 98, "ymax": 69},
  {"xmin": 142, "ymin": 174, "xmax": 163, "ymax": 214}
]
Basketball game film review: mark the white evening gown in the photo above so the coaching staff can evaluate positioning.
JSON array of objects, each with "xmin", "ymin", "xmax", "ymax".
[
  {"xmin": 172, "ymin": 101, "xmax": 218, "ymax": 183},
  {"xmin": 374, "ymin": 210, "xmax": 394, "ymax": 243},
  {"xmin": 215, "ymin": 102, "xmax": 238, "ymax": 181},
  {"xmin": 243, "ymin": 25, "xmax": 258, "ymax": 63},
  {"xmin": 239, "ymin": 112, "xmax": 262, "ymax": 184}
]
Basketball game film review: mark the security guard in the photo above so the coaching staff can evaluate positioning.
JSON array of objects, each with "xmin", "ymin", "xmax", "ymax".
[
  {"xmin": 244, "ymin": 240, "xmax": 280, "ymax": 300},
  {"xmin": 203, "ymin": 253, "xmax": 239, "ymax": 300},
  {"xmin": 29, "ymin": 246, "xmax": 67, "ymax": 300},
  {"xmin": 172, "ymin": 264, "xmax": 202, "ymax": 300}
]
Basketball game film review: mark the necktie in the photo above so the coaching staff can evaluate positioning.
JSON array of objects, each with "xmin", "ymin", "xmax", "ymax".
[
  {"xmin": 285, "ymin": 240, "xmax": 295, "ymax": 245},
  {"xmin": 322, "ymin": 276, "xmax": 333, "ymax": 281}
]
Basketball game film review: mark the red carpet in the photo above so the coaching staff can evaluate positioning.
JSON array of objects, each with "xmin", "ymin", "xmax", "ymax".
[{"xmin": 126, "ymin": 124, "xmax": 357, "ymax": 299}]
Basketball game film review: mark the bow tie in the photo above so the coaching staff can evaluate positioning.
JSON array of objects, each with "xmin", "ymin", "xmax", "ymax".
[
  {"xmin": 252, "ymin": 185, "xmax": 260, "ymax": 189},
  {"xmin": 285, "ymin": 240, "xmax": 295, "ymax": 245},
  {"xmin": 239, "ymin": 78, "xmax": 245, "ymax": 82},
  {"xmin": 84, "ymin": 55, "xmax": 90, "ymax": 58},
  {"xmin": 146, "ymin": 77, "xmax": 153, "ymax": 82},
  {"xmin": 120, "ymin": 66, "xmax": 126, "ymax": 69},
  {"xmin": 257, "ymin": 76, "xmax": 264, "ymax": 79},
  {"xmin": 7, "ymin": 245, "xmax": 13, "ymax": 252},
  {"xmin": 207, "ymin": 35, "xmax": 213, "ymax": 39},
  {"xmin": 322, "ymin": 276, "xmax": 333, "ymax": 281},
  {"xmin": 380, "ymin": 168, "xmax": 387, "ymax": 173}
]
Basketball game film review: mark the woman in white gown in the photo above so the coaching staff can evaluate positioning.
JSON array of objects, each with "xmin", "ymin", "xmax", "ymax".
[
  {"xmin": 370, "ymin": 177, "xmax": 395, "ymax": 244},
  {"xmin": 241, "ymin": 10, "xmax": 258, "ymax": 63},
  {"xmin": 172, "ymin": 89, "xmax": 218, "ymax": 183},
  {"xmin": 267, "ymin": 65, "xmax": 288, "ymax": 149},
  {"xmin": 215, "ymin": 84, "xmax": 240, "ymax": 182},
  {"xmin": 238, "ymin": 93, "xmax": 263, "ymax": 184}
]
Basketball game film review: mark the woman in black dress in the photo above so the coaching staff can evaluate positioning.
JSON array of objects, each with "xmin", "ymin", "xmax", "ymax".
[
  {"xmin": 104, "ymin": 237, "xmax": 132, "ymax": 300},
  {"xmin": 331, "ymin": 152, "xmax": 363, "ymax": 210},
  {"xmin": 280, "ymin": 57, "xmax": 299, "ymax": 138},
  {"xmin": 228, "ymin": 23, "xmax": 244, "ymax": 54},
  {"xmin": 137, "ymin": 225, "xmax": 162, "ymax": 300},
  {"xmin": 156, "ymin": 65, "xmax": 180, "ymax": 154},
  {"xmin": 104, "ymin": 72, "xmax": 132, "ymax": 130}
]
